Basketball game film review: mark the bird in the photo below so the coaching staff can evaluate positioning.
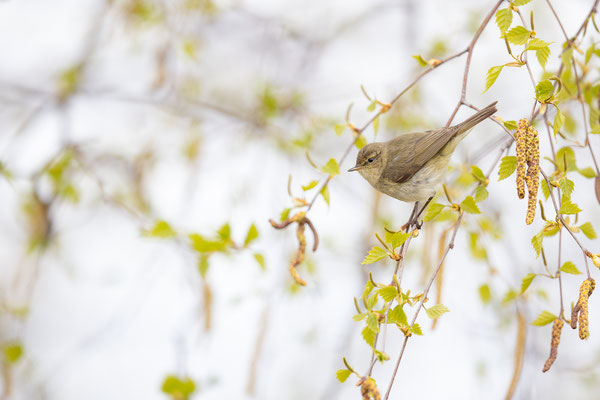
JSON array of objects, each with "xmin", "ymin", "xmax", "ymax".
[{"xmin": 348, "ymin": 102, "xmax": 497, "ymax": 224}]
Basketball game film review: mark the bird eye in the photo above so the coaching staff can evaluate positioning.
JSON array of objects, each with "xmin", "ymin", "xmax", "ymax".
[{"xmin": 367, "ymin": 157, "xmax": 374, "ymax": 163}]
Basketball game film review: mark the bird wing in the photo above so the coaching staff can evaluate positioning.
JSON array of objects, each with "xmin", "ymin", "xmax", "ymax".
[{"xmin": 381, "ymin": 126, "xmax": 458, "ymax": 184}]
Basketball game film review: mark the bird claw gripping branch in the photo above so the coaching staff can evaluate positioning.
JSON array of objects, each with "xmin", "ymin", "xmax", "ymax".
[
  {"xmin": 269, "ymin": 211, "xmax": 319, "ymax": 286},
  {"xmin": 515, "ymin": 119, "xmax": 540, "ymax": 225},
  {"xmin": 571, "ymin": 278, "xmax": 595, "ymax": 340}
]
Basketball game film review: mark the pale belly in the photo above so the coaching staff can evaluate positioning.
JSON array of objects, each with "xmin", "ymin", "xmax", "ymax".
[{"xmin": 374, "ymin": 160, "xmax": 448, "ymax": 202}]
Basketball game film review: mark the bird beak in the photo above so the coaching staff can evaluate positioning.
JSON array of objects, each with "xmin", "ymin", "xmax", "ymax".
[{"xmin": 348, "ymin": 165, "xmax": 362, "ymax": 172}]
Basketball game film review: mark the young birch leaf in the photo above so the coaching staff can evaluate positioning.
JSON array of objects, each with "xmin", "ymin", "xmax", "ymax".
[
  {"xmin": 558, "ymin": 199, "xmax": 582, "ymax": 215},
  {"xmin": 513, "ymin": 0, "xmax": 533, "ymax": 6},
  {"xmin": 553, "ymin": 107, "xmax": 565, "ymax": 137},
  {"xmin": 320, "ymin": 185, "xmax": 330, "ymax": 205},
  {"xmin": 506, "ymin": 26, "xmax": 531, "ymax": 45},
  {"xmin": 461, "ymin": 196, "xmax": 481, "ymax": 214},
  {"xmin": 321, "ymin": 158, "xmax": 340, "ymax": 176},
  {"xmin": 479, "ymin": 284, "xmax": 491, "ymax": 304},
  {"xmin": 302, "ymin": 180, "xmax": 319, "ymax": 191},
  {"xmin": 362, "ymin": 326, "xmax": 376, "ymax": 347},
  {"xmin": 535, "ymin": 80, "xmax": 554, "ymax": 102},
  {"xmin": 410, "ymin": 324, "xmax": 423, "ymax": 335},
  {"xmin": 531, "ymin": 310, "xmax": 557, "ymax": 326},
  {"xmin": 355, "ymin": 135, "xmax": 367, "ymax": 149},
  {"xmin": 498, "ymin": 156, "xmax": 517, "ymax": 180},
  {"xmin": 484, "ymin": 65, "xmax": 504, "ymax": 92},
  {"xmin": 336, "ymin": 369, "xmax": 351, "ymax": 383},
  {"xmin": 385, "ymin": 230, "xmax": 411, "ymax": 250},
  {"xmin": 424, "ymin": 203, "xmax": 446, "ymax": 221},
  {"xmin": 253, "ymin": 253, "xmax": 266, "ymax": 270},
  {"xmin": 280, "ymin": 208, "xmax": 291, "ymax": 221},
  {"xmin": 536, "ymin": 46, "xmax": 551, "ymax": 69},
  {"xmin": 474, "ymin": 186, "xmax": 489, "ymax": 202},
  {"xmin": 531, "ymin": 231, "xmax": 543, "ymax": 257},
  {"xmin": 579, "ymin": 167, "xmax": 597, "ymax": 178},
  {"xmin": 388, "ymin": 305, "xmax": 408, "ymax": 325},
  {"xmin": 362, "ymin": 246, "xmax": 388, "ymax": 264},
  {"xmin": 559, "ymin": 179, "xmax": 574, "ymax": 199},
  {"xmin": 425, "ymin": 304, "xmax": 450, "ymax": 319},
  {"xmin": 525, "ymin": 38, "xmax": 551, "ymax": 51},
  {"xmin": 144, "ymin": 220, "xmax": 176, "ymax": 238},
  {"xmin": 373, "ymin": 115, "xmax": 380, "ymax": 136},
  {"xmin": 367, "ymin": 100, "xmax": 377, "ymax": 112},
  {"xmin": 560, "ymin": 261, "xmax": 582, "ymax": 275},
  {"xmin": 520, "ymin": 273, "xmax": 537, "ymax": 294},
  {"xmin": 334, "ymin": 124, "xmax": 346, "ymax": 136},
  {"xmin": 540, "ymin": 179, "xmax": 550, "ymax": 199},
  {"xmin": 377, "ymin": 286, "xmax": 398, "ymax": 302},
  {"xmin": 579, "ymin": 222, "xmax": 597, "ymax": 239},
  {"xmin": 366, "ymin": 313, "xmax": 380, "ymax": 333},
  {"xmin": 244, "ymin": 224, "xmax": 259, "ymax": 246},
  {"xmin": 495, "ymin": 8, "xmax": 513, "ymax": 33},
  {"xmin": 504, "ymin": 120, "xmax": 518, "ymax": 130},
  {"xmin": 412, "ymin": 54, "xmax": 428, "ymax": 67},
  {"xmin": 471, "ymin": 165, "xmax": 486, "ymax": 182}
]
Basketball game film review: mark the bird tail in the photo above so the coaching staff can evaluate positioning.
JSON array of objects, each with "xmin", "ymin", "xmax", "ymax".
[{"xmin": 455, "ymin": 102, "xmax": 498, "ymax": 133}]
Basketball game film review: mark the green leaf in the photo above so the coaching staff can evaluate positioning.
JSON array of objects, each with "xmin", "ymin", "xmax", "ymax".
[
  {"xmin": 526, "ymin": 38, "xmax": 551, "ymax": 51},
  {"xmin": 3, "ymin": 343, "xmax": 23, "ymax": 364},
  {"xmin": 536, "ymin": 46, "xmax": 551, "ymax": 69},
  {"xmin": 535, "ymin": 80, "xmax": 555, "ymax": 102},
  {"xmin": 366, "ymin": 313, "xmax": 380, "ymax": 333},
  {"xmin": 531, "ymin": 231, "xmax": 543, "ymax": 257},
  {"xmin": 553, "ymin": 107, "xmax": 565, "ymax": 137},
  {"xmin": 302, "ymin": 180, "xmax": 319, "ymax": 191},
  {"xmin": 377, "ymin": 286, "xmax": 398, "ymax": 302},
  {"xmin": 353, "ymin": 313, "xmax": 367, "ymax": 322},
  {"xmin": 384, "ymin": 230, "xmax": 411, "ymax": 250},
  {"xmin": 531, "ymin": 310, "xmax": 557, "ymax": 326},
  {"xmin": 560, "ymin": 261, "xmax": 581, "ymax": 275},
  {"xmin": 503, "ymin": 289, "xmax": 518, "ymax": 304},
  {"xmin": 253, "ymin": 253, "xmax": 266, "ymax": 270},
  {"xmin": 373, "ymin": 115, "xmax": 380, "ymax": 136},
  {"xmin": 244, "ymin": 224, "xmax": 259, "ymax": 246},
  {"xmin": 189, "ymin": 234, "xmax": 228, "ymax": 253},
  {"xmin": 425, "ymin": 304, "xmax": 450, "ymax": 319},
  {"xmin": 559, "ymin": 178, "xmax": 574, "ymax": 199},
  {"xmin": 410, "ymin": 323, "xmax": 423, "ymax": 335},
  {"xmin": 520, "ymin": 273, "xmax": 537, "ymax": 294},
  {"xmin": 320, "ymin": 185, "xmax": 330, "ymax": 206},
  {"xmin": 484, "ymin": 65, "xmax": 504, "ymax": 93},
  {"xmin": 558, "ymin": 199, "xmax": 582, "ymax": 215},
  {"xmin": 362, "ymin": 246, "xmax": 388, "ymax": 264},
  {"xmin": 362, "ymin": 280, "xmax": 375, "ymax": 299},
  {"xmin": 498, "ymin": 156, "xmax": 517, "ymax": 180},
  {"xmin": 461, "ymin": 196, "xmax": 481, "ymax": 214},
  {"xmin": 513, "ymin": 0, "xmax": 532, "ymax": 6},
  {"xmin": 495, "ymin": 8, "xmax": 513, "ymax": 33},
  {"xmin": 217, "ymin": 223, "xmax": 231, "ymax": 241},
  {"xmin": 334, "ymin": 124, "xmax": 346, "ymax": 136},
  {"xmin": 504, "ymin": 120, "xmax": 518, "ymax": 130},
  {"xmin": 479, "ymin": 284, "xmax": 491, "ymax": 304},
  {"xmin": 143, "ymin": 220, "xmax": 176, "ymax": 239},
  {"xmin": 541, "ymin": 179, "xmax": 550, "ymax": 199},
  {"xmin": 321, "ymin": 158, "xmax": 340, "ymax": 176},
  {"xmin": 579, "ymin": 222, "xmax": 597, "ymax": 239},
  {"xmin": 355, "ymin": 135, "xmax": 367, "ymax": 149},
  {"xmin": 362, "ymin": 326, "xmax": 377, "ymax": 347},
  {"xmin": 366, "ymin": 293, "xmax": 378, "ymax": 310},
  {"xmin": 471, "ymin": 165, "xmax": 486, "ymax": 182},
  {"xmin": 412, "ymin": 54, "xmax": 428, "ymax": 67},
  {"xmin": 474, "ymin": 186, "xmax": 489, "ymax": 203},
  {"xmin": 367, "ymin": 100, "xmax": 377, "ymax": 112},
  {"xmin": 388, "ymin": 305, "xmax": 408, "ymax": 325},
  {"xmin": 336, "ymin": 369, "xmax": 351, "ymax": 383},
  {"xmin": 424, "ymin": 203, "xmax": 446, "ymax": 221},
  {"xmin": 198, "ymin": 254, "xmax": 209, "ymax": 277},
  {"xmin": 578, "ymin": 166, "xmax": 597, "ymax": 178},
  {"xmin": 280, "ymin": 208, "xmax": 291, "ymax": 222},
  {"xmin": 591, "ymin": 126, "xmax": 600, "ymax": 134},
  {"xmin": 161, "ymin": 375, "xmax": 196, "ymax": 397},
  {"xmin": 506, "ymin": 26, "xmax": 531, "ymax": 45}
]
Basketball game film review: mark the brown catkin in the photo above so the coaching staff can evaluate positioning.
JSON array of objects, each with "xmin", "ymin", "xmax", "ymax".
[
  {"xmin": 289, "ymin": 222, "xmax": 307, "ymax": 286},
  {"xmin": 515, "ymin": 119, "xmax": 529, "ymax": 199},
  {"xmin": 542, "ymin": 318, "xmax": 564, "ymax": 372},
  {"xmin": 360, "ymin": 378, "xmax": 381, "ymax": 400},
  {"xmin": 577, "ymin": 278, "xmax": 595, "ymax": 340},
  {"xmin": 525, "ymin": 125, "xmax": 539, "ymax": 224}
]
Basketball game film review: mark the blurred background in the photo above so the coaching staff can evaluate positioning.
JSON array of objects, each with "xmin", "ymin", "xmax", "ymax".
[{"xmin": 0, "ymin": 0, "xmax": 599, "ymax": 399}]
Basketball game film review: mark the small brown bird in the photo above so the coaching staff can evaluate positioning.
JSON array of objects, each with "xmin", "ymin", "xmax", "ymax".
[{"xmin": 349, "ymin": 102, "xmax": 497, "ymax": 207}]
